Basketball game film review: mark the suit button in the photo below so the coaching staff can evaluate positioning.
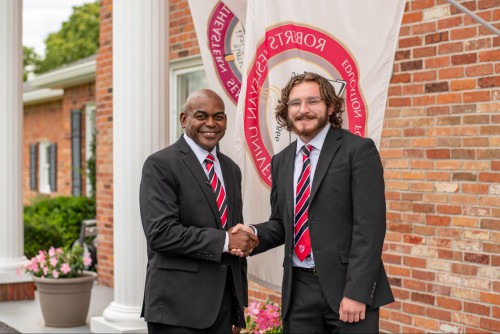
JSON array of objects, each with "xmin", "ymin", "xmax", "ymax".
[{"xmin": 221, "ymin": 264, "xmax": 227, "ymax": 270}]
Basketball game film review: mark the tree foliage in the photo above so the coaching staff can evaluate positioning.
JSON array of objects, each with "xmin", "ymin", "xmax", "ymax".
[
  {"xmin": 23, "ymin": 46, "xmax": 41, "ymax": 81},
  {"xmin": 36, "ymin": 1, "xmax": 100, "ymax": 74}
]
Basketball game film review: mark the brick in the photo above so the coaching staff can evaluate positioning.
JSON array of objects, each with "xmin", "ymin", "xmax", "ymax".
[
  {"xmin": 465, "ymin": 63, "xmax": 493, "ymax": 77},
  {"xmin": 437, "ymin": 93, "xmax": 461, "ymax": 104},
  {"xmin": 452, "ymin": 53, "xmax": 477, "ymax": 65},
  {"xmin": 426, "ymin": 215, "xmax": 450, "ymax": 226},
  {"xmin": 479, "ymin": 49, "xmax": 500, "ymax": 62},
  {"xmin": 438, "ymin": 41, "xmax": 464, "ymax": 54},
  {"xmin": 413, "ymin": 46, "xmax": 437, "ymax": 58},
  {"xmin": 414, "ymin": 70, "xmax": 437, "ymax": 81},
  {"xmin": 399, "ymin": 36, "xmax": 423, "ymax": 48},
  {"xmin": 402, "ymin": 302, "xmax": 426, "ymax": 315},
  {"xmin": 401, "ymin": 60, "xmax": 423, "ymax": 71},
  {"xmin": 427, "ymin": 149, "xmax": 450, "ymax": 159},
  {"xmin": 412, "ymin": 292, "xmax": 435, "ymax": 305},
  {"xmin": 425, "ymin": 82, "xmax": 449, "ymax": 93},
  {"xmin": 480, "ymin": 318, "xmax": 500, "ymax": 332},
  {"xmin": 425, "ymin": 31, "xmax": 449, "ymax": 44},
  {"xmin": 451, "ymin": 149, "xmax": 476, "ymax": 159},
  {"xmin": 451, "ymin": 27, "xmax": 477, "ymax": 40},
  {"xmin": 451, "ymin": 104, "xmax": 476, "ymax": 114},
  {"xmin": 452, "ymin": 172, "xmax": 476, "ymax": 181},
  {"xmin": 463, "ymin": 91, "xmax": 490, "ymax": 102},
  {"xmin": 450, "ymin": 79, "xmax": 476, "ymax": 91},
  {"xmin": 440, "ymin": 66, "xmax": 464, "ymax": 79},
  {"xmin": 437, "ymin": 205, "xmax": 462, "ymax": 215},
  {"xmin": 380, "ymin": 320, "xmax": 401, "ymax": 334},
  {"xmin": 412, "ymin": 269, "xmax": 436, "ymax": 281},
  {"xmin": 452, "ymin": 263, "xmax": 478, "ymax": 276},
  {"xmin": 427, "ymin": 283, "xmax": 451, "ymax": 296},
  {"xmin": 437, "ymin": 296, "xmax": 462, "ymax": 310},
  {"xmin": 452, "ymin": 312, "xmax": 479, "ymax": 327},
  {"xmin": 425, "ymin": 56, "xmax": 450, "ymax": 68},
  {"xmin": 464, "ymin": 302, "xmax": 490, "ymax": 316},
  {"xmin": 478, "ymin": 76, "xmax": 500, "ymax": 88}
]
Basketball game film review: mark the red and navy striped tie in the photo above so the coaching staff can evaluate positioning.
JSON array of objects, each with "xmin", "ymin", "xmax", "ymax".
[
  {"xmin": 295, "ymin": 145, "xmax": 313, "ymax": 261},
  {"xmin": 205, "ymin": 153, "xmax": 228, "ymax": 229}
]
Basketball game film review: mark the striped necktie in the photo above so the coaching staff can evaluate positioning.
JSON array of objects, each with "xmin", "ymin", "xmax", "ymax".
[
  {"xmin": 204, "ymin": 153, "xmax": 228, "ymax": 229},
  {"xmin": 295, "ymin": 144, "xmax": 313, "ymax": 261}
]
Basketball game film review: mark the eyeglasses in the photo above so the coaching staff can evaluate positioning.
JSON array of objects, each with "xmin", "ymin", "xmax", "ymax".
[{"xmin": 287, "ymin": 96, "xmax": 323, "ymax": 111}]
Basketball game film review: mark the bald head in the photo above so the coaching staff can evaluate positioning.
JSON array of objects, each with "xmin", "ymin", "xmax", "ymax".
[
  {"xmin": 184, "ymin": 89, "xmax": 225, "ymax": 115},
  {"xmin": 180, "ymin": 89, "xmax": 227, "ymax": 150}
]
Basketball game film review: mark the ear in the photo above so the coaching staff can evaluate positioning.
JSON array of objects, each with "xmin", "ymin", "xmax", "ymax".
[
  {"xmin": 180, "ymin": 112, "xmax": 187, "ymax": 128},
  {"xmin": 327, "ymin": 104, "xmax": 334, "ymax": 116}
]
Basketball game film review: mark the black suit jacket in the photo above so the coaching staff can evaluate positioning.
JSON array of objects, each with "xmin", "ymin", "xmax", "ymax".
[
  {"xmin": 139, "ymin": 136, "xmax": 247, "ymax": 328},
  {"xmin": 254, "ymin": 127, "xmax": 394, "ymax": 318}
]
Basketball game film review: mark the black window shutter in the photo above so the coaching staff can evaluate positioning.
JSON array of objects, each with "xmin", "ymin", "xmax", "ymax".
[
  {"xmin": 71, "ymin": 109, "xmax": 82, "ymax": 196},
  {"xmin": 29, "ymin": 143, "xmax": 37, "ymax": 190},
  {"xmin": 49, "ymin": 143, "xmax": 57, "ymax": 191}
]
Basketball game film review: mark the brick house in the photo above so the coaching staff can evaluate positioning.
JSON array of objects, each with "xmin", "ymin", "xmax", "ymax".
[
  {"xmin": 2, "ymin": 0, "xmax": 497, "ymax": 333},
  {"xmin": 23, "ymin": 56, "xmax": 97, "ymax": 203}
]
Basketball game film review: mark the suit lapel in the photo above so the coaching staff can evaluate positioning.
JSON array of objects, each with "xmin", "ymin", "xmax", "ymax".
[
  {"xmin": 284, "ymin": 142, "xmax": 297, "ymax": 224},
  {"xmin": 310, "ymin": 127, "xmax": 342, "ymax": 203},
  {"xmin": 177, "ymin": 137, "xmax": 222, "ymax": 229}
]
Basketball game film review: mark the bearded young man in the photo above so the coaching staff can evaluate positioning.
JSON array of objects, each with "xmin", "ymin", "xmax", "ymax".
[{"xmin": 232, "ymin": 73, "xmax": 394, "ymax": 333}]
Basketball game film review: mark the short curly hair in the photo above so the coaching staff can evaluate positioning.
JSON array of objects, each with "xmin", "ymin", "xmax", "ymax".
[{"xmin": 275, "ymin": 72, "xmax": 344, "ymax": 131}]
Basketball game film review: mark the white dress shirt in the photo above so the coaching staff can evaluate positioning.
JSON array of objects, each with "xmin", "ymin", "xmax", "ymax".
[
  {"xmin": 292, "ymin": 124, "xmax": 331, "ymax": 268},
  {"xmin": 183, "ymin": 134, "xmax": 230, "ymax": 252}
]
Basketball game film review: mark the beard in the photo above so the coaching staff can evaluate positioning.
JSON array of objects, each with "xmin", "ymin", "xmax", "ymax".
[{"xmin": 287, "ymin": 112, "xmax": 330, "ymax": 138}]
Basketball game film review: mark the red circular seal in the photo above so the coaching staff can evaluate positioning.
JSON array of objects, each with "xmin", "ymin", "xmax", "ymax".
[{"xmin": 244, "ymin": 24, "xmax": 367, "ymax": 187}]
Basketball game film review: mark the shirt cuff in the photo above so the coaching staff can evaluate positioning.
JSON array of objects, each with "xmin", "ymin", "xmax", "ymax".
[
  {"xmin": 249, "ymin": 225, "xmax": 258, "ymax": 236},
  {"xmin": 223, "ymin": 231, "xmax": 229, "ymax": 252}
]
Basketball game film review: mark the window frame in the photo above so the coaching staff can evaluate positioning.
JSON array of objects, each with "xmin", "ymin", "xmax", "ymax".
[{"xmin": 169, "ymin": 56, "xmax": 207, "ymax": 144}]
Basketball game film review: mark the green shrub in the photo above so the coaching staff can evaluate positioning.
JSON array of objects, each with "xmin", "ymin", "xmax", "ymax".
[{"xmin": 24, "ymin": 196, "xmax": 96, "ymax": 258}]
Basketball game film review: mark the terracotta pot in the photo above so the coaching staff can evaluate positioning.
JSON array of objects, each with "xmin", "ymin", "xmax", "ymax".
[{"xmin": 33, "ymin": 271, "xmax": 97, "ymax": 327}]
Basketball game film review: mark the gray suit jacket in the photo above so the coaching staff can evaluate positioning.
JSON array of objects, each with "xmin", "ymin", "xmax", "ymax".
[
  {"xmin": 139, "ymin": 136, "xmax": 247, "ymax": 328},
  {"xmin": 254, "ymin": 127, "xmax": 394, "ymax": 318}
]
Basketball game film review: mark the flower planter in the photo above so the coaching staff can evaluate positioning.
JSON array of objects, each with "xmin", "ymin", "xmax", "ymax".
[{"xmin": 33, "ymin": 271, "xmax": 97, "ymax": 327}]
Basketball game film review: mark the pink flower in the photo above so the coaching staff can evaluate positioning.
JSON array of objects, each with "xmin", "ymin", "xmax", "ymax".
[
  {"xmin": 50, "ymin": 257, "xmax": 58, "ymax": 267},
  {"xmin": 52, "ymin": 270, "xmax": 59, "ymax": 279},
  {"xmin": 36, "ymin": 250, "xmax": 46, "ymax": 263},
  {"xmin": 43, "ymin": 267, "xmax": 49, "ymax": 276},
  {"xmin": 60, "ymin": 263, "xmax": 72, "ymax": 274},
  {"xmin": 248, "ymin": 301, "xmax": 261, "ymax": 316},
  {"xmin": 30, "ymin": 258, "xmax": 39, "ymax": 273},
  {"xmin": 49, "ymin": 247, "xmax": 57, "ymax": 257},
  {"xmin": 83, "ymin": 253, "xmax": 92, "ymax": 266}
]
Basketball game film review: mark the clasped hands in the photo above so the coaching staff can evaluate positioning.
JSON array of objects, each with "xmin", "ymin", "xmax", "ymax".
[{"xmin": 227, "ymin": 224, "xmax": 258, "ymax": 257}]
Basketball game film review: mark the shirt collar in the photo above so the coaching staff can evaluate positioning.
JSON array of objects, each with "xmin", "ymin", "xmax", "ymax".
[
  {"xmin": 183, "ymin": 133, "xmax": 218, "ymax": 164},
  {"xmin": 295, "ymin": 124, "xmax": 331, "ymax": 155}
]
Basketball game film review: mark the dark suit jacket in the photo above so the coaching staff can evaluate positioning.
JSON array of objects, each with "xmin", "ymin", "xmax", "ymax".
[
  {"xmin": 139, "ymin": 136, "xmax": 247, "ymax": 328},
  {"xmin": 254, "ymin": 127, "xmax": 394, "ymax": 318}
]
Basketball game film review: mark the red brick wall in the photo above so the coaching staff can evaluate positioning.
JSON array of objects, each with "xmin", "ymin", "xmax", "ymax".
[
  {"xmin": 23, "ymin": 82, "xmax": 95, "ymax": 204},
  {"xmin": 95, "ymin": 1, "xmax": 499, "ymax": 332},
  {"xmin": 381, "ymin": 1, "xmax": 499, "ymax": 333},
  {"xmin": 95, "ymin": 0, "xmax": 114, "ymax": 287}
]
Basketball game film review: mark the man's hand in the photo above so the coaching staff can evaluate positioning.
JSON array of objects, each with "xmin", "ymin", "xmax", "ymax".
[
  {"xmin": 232, "ymin": 325, "xmax": 241, "ymax": 334},
  {"xmin": 339, "ymin": 297, "xmax": 366, "ymax": 323},
  {"xmin": 228, "ymin": 225, "xmax": 259, "ymax": 257}
]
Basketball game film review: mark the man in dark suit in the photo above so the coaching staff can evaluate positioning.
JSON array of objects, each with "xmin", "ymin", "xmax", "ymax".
[
  {"xmin": 232, "ymin": 73, "xmax": 394, "ymax": 333},
  {"xmin": 140, "ymin": 89, "xmax": 258, "ymax": 334}
]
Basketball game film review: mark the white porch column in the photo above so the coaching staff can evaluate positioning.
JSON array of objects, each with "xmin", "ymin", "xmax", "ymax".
[
  {"xmin": 91, "ymin": 0, "xmax": 168, "ymax": 332},
  {"xmin": 0, "ymin": 0, "xmax": 29, "ymax": 285}
]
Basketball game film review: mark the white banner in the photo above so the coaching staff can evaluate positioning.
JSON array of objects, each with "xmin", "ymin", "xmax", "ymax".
[
  {"xmin": 187, "ymin": 0, "xmax": 245, "ymax": 159},
  {"xmin": 235, "ymin": 0, "xmax": 406, "ymax": 290}
]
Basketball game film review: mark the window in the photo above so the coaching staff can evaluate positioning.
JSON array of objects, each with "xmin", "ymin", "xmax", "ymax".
[
  {"xmin": 38, "ymin": 141, "xmax": 56, "ymax": 193},
  {"xmin": 170, "ymin": 57, "xmax": 208, "ymax": 143}
]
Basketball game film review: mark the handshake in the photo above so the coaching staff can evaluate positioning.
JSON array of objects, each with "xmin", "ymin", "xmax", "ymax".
[{"xmin": 228, "ymin": 224, "xmax": 258, "ymax": 257}]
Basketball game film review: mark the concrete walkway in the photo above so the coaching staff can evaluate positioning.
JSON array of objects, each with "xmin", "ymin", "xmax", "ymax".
[{"xmin": 0, "ymin": 283, "xmax": 113, "ymax": 333}]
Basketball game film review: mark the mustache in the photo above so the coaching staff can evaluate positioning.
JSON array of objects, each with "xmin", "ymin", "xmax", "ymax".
[{"xmin": 294, "ymin": 114, "xmax": 317, "ymax": 121}]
